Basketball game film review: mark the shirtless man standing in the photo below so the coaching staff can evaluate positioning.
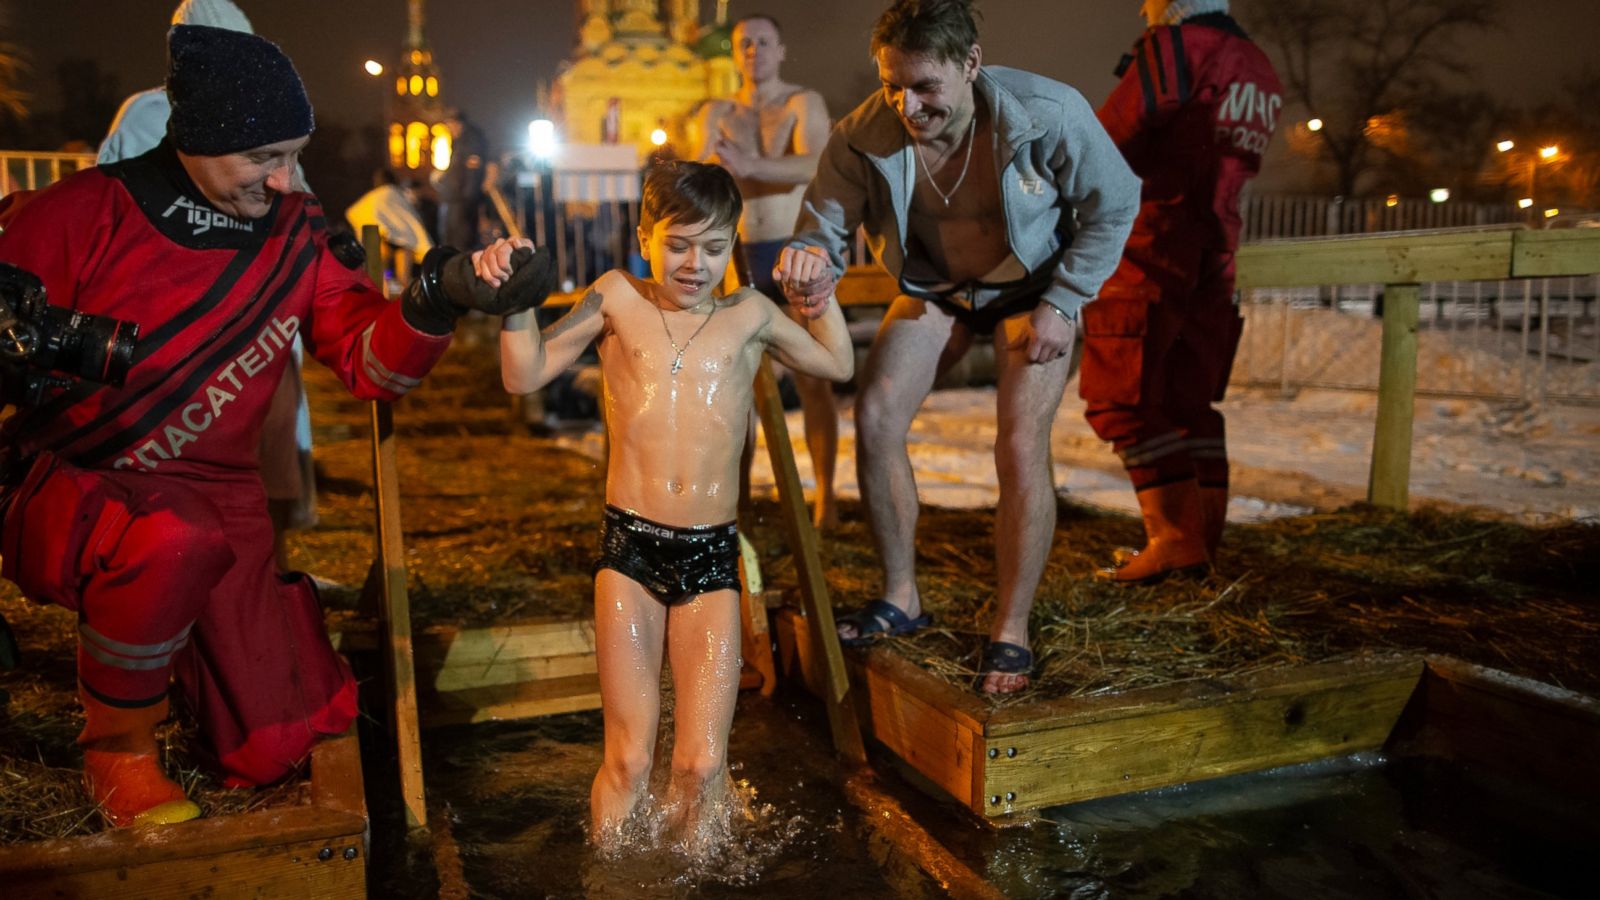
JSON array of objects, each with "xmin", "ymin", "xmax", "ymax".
[
  {"xmin": 496, "ymin": 161, "xmax": 852, "ymax": 841},
  {"xmin": 694, "ymin": 14, "xmax": 839, "ymax": 529},
  {"xmin": 776, "ymin": 0, "xmax": 1139, "ymax": 693}
]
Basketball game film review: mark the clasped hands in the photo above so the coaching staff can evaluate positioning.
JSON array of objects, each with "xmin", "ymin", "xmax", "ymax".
[
  {"xmin": 443, "ymin": 237, "xmax": 557, "ymax": 316},
  {"xmin": 771, "ymin": 245, "xmax": 836, "ymax": 320}
]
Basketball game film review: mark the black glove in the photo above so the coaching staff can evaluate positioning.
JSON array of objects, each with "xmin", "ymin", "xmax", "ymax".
[{"xmin": 401, "ymin": 246, "xmax": 559, "ymax": 336}]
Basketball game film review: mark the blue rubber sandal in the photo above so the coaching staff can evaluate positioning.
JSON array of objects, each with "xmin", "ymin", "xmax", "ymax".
[
  {"xmin": 975, "ymin": 640, "xmax": 1034, "ymax": 693},
  {"xmin": 836, "ymin": 600, "xmax": 933, "ymax": 647}
]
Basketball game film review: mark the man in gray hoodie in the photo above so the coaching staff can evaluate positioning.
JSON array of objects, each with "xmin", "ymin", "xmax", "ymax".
[{"xmin": 775, "ymin": 0, "xmax": 1138, "ymax": 693}]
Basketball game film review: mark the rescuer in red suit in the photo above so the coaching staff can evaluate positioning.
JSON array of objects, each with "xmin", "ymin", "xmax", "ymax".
[
  {"xmin": 0, "ymin": 24, "xmax": 555, "ymax": 826},
  {"xmin": 1082, "ymin": 0, "xmax": 1282, "ymax": 582}
]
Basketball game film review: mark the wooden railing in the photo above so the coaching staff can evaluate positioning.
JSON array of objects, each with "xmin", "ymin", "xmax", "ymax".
[
  {"xmin": 1235, "ymin": 228, "xmax": 1600, "ymax": 508},
  {"xmin": 541, "ymin": 228, "xmax": 1600, "ymax": 511}
]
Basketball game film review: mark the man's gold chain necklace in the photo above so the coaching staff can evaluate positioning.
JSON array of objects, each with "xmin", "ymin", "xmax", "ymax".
[{"xmin": 914, "ymin": 115, "xmax": 977, "ymax": 207}]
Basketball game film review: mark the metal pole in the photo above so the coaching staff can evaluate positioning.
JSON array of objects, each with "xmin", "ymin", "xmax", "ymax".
[
  {"xmin": 1521, "ymin": 280, "xmax": 1533, "ymax": 400},
  {"xmin": 1279, "ymin": 292, "xmax": 1291, "ymax": 396},
  {"xmin": 1539, "ymin": 278, "xmax": 1551, "ymax": 403}
]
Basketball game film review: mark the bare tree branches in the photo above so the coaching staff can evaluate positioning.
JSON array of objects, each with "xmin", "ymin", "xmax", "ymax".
[{"xmin": 1237, "ymin": 0, "xmax": 1496, "ymax": 197}]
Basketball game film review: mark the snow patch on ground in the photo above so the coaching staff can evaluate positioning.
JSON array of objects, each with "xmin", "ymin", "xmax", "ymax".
[{"xmin": 568, "ymin": 380, "xmax": 1599, "ymax": 524}]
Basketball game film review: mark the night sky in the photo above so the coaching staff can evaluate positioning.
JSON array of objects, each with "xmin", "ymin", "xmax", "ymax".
[{"xmin": 7, "ymin": 0, "xmax": 1596, "ymax": 156}]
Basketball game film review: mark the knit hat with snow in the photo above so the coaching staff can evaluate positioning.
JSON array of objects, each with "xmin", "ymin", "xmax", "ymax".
[
  {"xmin": 171, "ymin": 0, "xmax": 253, "ymax": 33},
  {"xmin": 165, "ymin": 24, "xmax": 314, "ymax": 155},
  {"xmin": 1153, "ymin": 0, "xmax": 1229, "ymax": 26}
]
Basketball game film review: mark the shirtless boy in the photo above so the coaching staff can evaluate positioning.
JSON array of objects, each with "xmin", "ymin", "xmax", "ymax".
[
  {"xmin": 493, "ymin": 161, "xmax": 853, "ymax": 841},
  {"xmin": 694, "ymin": 14, "xmax": 840, "ymax": 529}
]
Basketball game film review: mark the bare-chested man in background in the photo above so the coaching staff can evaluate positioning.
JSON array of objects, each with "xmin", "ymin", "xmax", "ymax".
[{"xmin": 694, "ymin": 14, "xmax": 840, "ymax": 529}]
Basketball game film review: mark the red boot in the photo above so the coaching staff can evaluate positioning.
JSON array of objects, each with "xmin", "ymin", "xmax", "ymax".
[
  {"xmin": 79, "ymin": 691, "xmax": 200, "ymax": 827},
  {"xmin": 1099, "ymin": 480, "xmax": 1209, "ymax": 583}
]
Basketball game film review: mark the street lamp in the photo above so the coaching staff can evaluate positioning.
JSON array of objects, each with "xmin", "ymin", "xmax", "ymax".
[
  {"xmin": 364, "ymin": 59, "xmax": 384, "ymax": 77},
  {"xmin": 528, "ymin": 119, "xmax": 559, "ymax": 161},
  {"xmin": 1306, "ymin": 117, "xmax": 1323, "ymax": 132},
  {"xmin": 1497, "ymin": 139, "xmax": 1564, "ymax": 218}
]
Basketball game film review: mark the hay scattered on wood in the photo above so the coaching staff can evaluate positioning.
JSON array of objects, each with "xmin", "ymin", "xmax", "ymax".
[{"xmin": 751, "ymin": 501, "xmax": 1600, "ymax": 707}]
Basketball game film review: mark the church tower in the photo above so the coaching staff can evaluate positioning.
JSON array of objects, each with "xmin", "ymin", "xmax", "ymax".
[
  {"xmin": 555, "ymin": 0, "xmax": 735, "ymax": 153},
  {"xmin": 389, "ymin": 0, "xmax": 451, "ymax": 175}
]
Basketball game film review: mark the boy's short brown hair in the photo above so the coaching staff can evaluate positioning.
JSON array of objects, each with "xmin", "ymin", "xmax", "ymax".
[
  {"xmin": 870, "ymin": 0, "xmax": 981, "ymax": 66},
  {"xmin": 640, "ymin": 161, "xmax": 742, "ymax": 236}
]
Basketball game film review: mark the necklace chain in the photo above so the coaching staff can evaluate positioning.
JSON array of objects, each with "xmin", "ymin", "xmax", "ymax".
[
  {"xmin": 913, "ymin": 115, "xmax": 977, "ymax": 207},
  {"xmin": 657, "ymin": 298, "xmax": 718, "ymax": 375}
]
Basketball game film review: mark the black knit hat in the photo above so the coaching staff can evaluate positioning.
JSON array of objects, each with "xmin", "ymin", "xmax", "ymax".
[{"xmin": 165, "ymin": 24, "xmax": 314, "ymax": 156}]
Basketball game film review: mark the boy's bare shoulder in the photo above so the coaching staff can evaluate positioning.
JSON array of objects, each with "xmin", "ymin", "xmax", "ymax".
[
  {"xmin": 592, "ymin": 269, "xmax": 640, "ymax": 300},
  {"xmin": 721, "ymin": 285, "xmax": 779, "ymax": 314}
]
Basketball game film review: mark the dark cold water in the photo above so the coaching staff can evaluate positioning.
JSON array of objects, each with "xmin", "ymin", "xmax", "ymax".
[
  {"xmin": 368, "ymin": 690, "xmax": 1590, "ymax": 899},
  {"xmin": 916, "ymin": 751, "xmax": 1591, "ymax": 899}
]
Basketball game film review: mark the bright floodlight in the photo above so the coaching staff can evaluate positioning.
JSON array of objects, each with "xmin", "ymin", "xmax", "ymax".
[
  {"xmin": 1518, "ymin": 198, "xmax": 1534, "ymax": 209},
  {"xmin": 1544, "ymin": 208, "xmax": 1560, "ymax": 219},
  {"xmin": 1539, "ymin": 145, "xmax": 1560, "ymax": 159},
  {"xmin": 528, "ymin": 119, "xmax": 558, "ymax": 160},
  {"xmin": 1429, "ymin": 188, "xmax": 1450, "ymax": 203},
  {"xmin": 363, "ymin": 60, "xmax": 383, "ymax": 77},
  {"xmin": 650, "ymin": 128, "xmax": 668, "ymax": 147},
  {"xmin": 1496, "ymin": 140, "xmax": 1515, "ymax": 153},
  {"xmin": 1306, "ymin": 118, "xmax": 1323, "ymax": 132}
]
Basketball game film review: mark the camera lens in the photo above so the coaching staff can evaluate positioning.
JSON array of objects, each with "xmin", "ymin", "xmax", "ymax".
[{"xmin": 40, "ymin": 306, "xmax": 140, "ymax": 387}]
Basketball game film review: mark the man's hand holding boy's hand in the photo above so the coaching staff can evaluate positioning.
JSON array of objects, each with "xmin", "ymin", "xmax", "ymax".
[
  {"xmin": 444, "ymin": 237, "xmax": 557, "ymax": 316},
  {"xmin": 773, "ymin": 245, "xmax": 836, "ymax": 320}
]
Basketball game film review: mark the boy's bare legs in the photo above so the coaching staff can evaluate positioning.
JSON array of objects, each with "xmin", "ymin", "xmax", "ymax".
[
  {"xmin": 982, "ymin": 314, "xmax": 1075, "ymax": 693},
  {"xmin": 591, "ymin": 571, "xmax": 669, "ymax": 838},
  {"xmin": 842, "ymin": 296, "xmax": 970, "ymax": 639},
  {"xmin": 662, "ymin": 589, "xmax": 742, "ymax": 840}
]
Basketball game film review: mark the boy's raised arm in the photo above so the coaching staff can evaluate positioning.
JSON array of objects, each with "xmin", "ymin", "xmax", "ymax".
[
  {"xmin": 501, "ymin": 276, "xmax": 608, "ymax": 394},
  {"xmin": 761, "ymin": 288, "xmax": 853, "ymax": 384}
]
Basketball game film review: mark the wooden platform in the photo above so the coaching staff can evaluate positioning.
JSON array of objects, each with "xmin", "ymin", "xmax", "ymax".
[
  {"xmin": 774, "ymin": 609, "xmax": 1598, "ymax": 821},
  {"xmin": 334, "ymin": 618, "xmax": 763, "ymax": 726},
  {"xmin": 0, "ymin": 729, "xmax": 368, "ymax": 899}
]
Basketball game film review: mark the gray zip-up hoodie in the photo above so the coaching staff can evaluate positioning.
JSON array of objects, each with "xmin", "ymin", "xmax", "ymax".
[{"xmin": 791, "ymin": 66, "xmax": 1139, "ymax": 320}]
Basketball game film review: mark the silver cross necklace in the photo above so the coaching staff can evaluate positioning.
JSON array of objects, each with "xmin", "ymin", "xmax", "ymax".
[
  {"xmin": 657, "ymin": 297, "xmax": 718, "ymax": 374},
  {"xmin": 913, "ymin": 114, "xmax": 977, "ymax": 207}
]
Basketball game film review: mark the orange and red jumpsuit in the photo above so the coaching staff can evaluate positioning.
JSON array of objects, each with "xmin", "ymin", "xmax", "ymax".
[
  {"xmin": 1081, "ymin": 13, "xmax": 1281, "ymax": 493},
  {"xmin": 0, "ymin": 144, "xmax": 450, "ymax": 785}
]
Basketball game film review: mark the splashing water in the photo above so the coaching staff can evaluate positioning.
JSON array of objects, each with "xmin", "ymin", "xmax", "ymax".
[{"xmin": 585, "ymin": 765, "xmax": 815, "ymax": 893}]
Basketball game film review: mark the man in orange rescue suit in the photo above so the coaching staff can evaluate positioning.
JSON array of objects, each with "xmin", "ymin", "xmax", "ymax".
[
  {"xmin": 1082, "ymin": 0, "xmax": 1281, "ymax": 582},
  {"xmin": 0, "ymin": 25, "xmax": 554, "ymax": 826}
]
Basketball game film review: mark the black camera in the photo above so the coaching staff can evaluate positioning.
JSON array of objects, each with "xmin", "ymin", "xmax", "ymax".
[{"xmin": 0, "ymin": 262, "xmax": 139, "ymax": 407}]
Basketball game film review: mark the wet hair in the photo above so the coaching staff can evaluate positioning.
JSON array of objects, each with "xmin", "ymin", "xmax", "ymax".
[
  {"xmin": 871, "ymin": 0, "xmax": 982, "ymax": 66},
  {"xmin": 733, "ymin": 13, "xmax": 782, "ymax": 38},
  {"xmin": 640, "ymin": 160, "xmax": 742, "ymax": 236}
]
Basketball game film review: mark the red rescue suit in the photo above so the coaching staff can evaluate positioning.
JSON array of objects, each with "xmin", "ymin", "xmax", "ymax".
[
  {"xmin": 1082, "ymin": 13, "xmax": 1281, "ymax": 491},
  {"xmin": 0, "ymin": 143, "xmax": 450, "ymax": 785}
]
